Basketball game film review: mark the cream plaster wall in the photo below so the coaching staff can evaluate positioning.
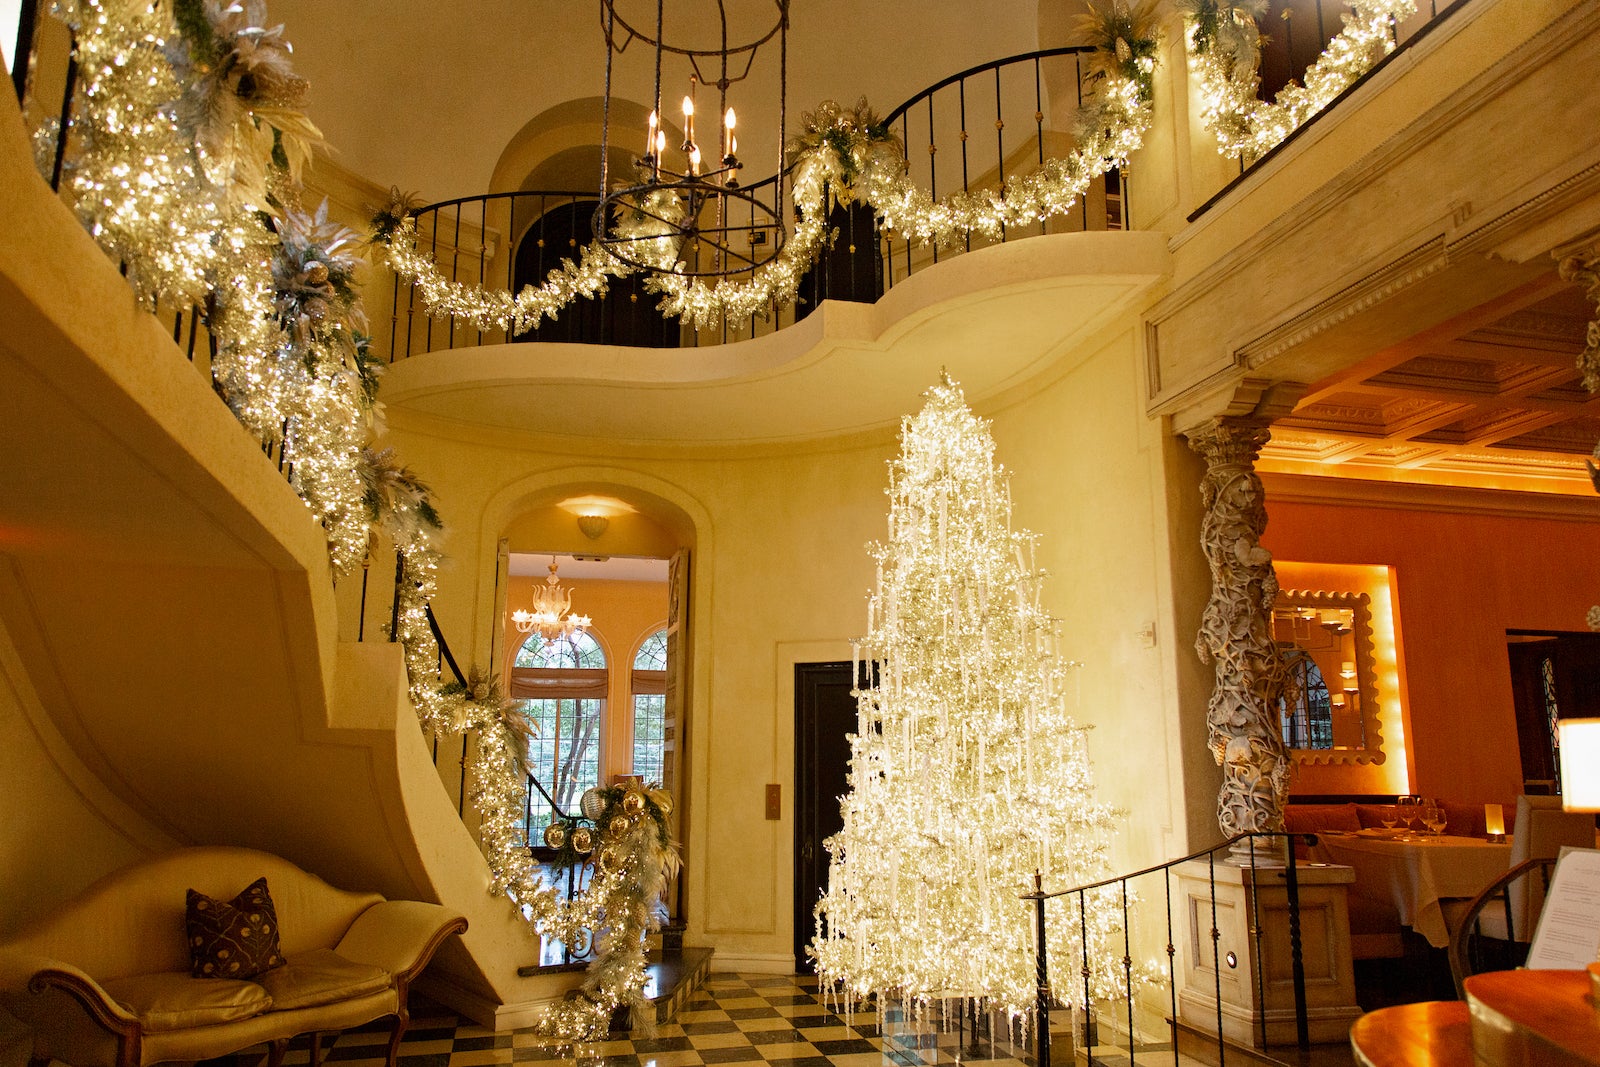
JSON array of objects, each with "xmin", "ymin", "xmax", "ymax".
[
  {"xmin": 378, "ymin": 304, "xmax": 1202, "ymax": 968},
  {"xmin": 0, "ymin": 612, "xmax": 175, "ymax": 938}
]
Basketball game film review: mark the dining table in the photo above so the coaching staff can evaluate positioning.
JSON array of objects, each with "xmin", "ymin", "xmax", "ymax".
[{"xmin": 1311, "ymin": 830, "xmax": 1513, "ymax": 948}]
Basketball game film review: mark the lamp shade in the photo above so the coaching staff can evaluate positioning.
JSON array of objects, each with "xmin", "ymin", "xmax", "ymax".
[{"xmin": 1558, "ymin": 718, "xmax": 1600, "ymax": 812}]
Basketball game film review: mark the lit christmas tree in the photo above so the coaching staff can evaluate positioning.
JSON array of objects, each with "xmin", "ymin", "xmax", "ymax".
[{"xmin": 812, "ymin": 376, "xmax": 1126, "ymax": 1019}]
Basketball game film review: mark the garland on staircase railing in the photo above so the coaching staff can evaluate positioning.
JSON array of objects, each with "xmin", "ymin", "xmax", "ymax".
[
  {"xmin": 375, "ymin": 0, "xmax": 1163, "ymax": 333},
  {"xmin": 34, "ymin": 0, "xmax": 675, "ymax": 1041},
  {"xmin": 1180, "ymin": 0, "xmax": 1416, "ymax": 163}
]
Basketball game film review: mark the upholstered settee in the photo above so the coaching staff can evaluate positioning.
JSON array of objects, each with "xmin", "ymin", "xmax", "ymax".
[{"xmin": 0, "ymin": 847, "xmax": 467, "ymax": 1067}]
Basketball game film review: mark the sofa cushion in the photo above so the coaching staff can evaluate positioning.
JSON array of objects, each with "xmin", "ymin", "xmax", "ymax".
[
  {"xmin": 255, "ymin": 948, "xmax": 390, "ymax": 1011},
  {"xmin": 1283, "ymin": 803, "xmax": 1362, "ymax": 834},
  {"xmin": 100, "ymin": 971, "xmax": 272, "ymax": 1032},
  {"xmin": 186, "ymin": 876, "xmax": 286, "ymax": 979}
]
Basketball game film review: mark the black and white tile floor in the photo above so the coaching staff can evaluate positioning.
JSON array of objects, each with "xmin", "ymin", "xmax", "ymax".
[{"xmin": 275, "ymin": 973, "xmax": 1080, "ymax": 1067}]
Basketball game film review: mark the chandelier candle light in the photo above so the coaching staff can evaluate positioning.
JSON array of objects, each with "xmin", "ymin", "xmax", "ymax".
[
  {"xmin": 513, "ymin": 557, "xmax": 593, "ymax": 646},
  {"xmin": 596, "ymin": 0, "xmax": 787, "ymax": 280}
]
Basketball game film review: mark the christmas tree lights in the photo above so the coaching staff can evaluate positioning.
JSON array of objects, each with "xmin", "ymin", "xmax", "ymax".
[{"xmin": 812, "ymin": 377, "xmax": 1127, "ymax": 1020}]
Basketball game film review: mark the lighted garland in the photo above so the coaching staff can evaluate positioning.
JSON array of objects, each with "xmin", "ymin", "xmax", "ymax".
[
  {"xmin": 378, "ymin": 0, "xmax": 1161, "ymax": 333},
  {"xmin": 42, "ymin": 0, "xmax": 680, "ymax": 1041},
  {"xmin": 1181, "ymin": 0, "xmax": 1416, "ymax": 163},
  {"xmin": 390, "ymin": 547, "xmax": 680, "ymax": 1041}
]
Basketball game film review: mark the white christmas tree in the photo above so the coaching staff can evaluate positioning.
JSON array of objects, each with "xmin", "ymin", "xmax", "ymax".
[{"xmin": 812, "ymin": 376, "xmax": 1126, "ymax": 1018}]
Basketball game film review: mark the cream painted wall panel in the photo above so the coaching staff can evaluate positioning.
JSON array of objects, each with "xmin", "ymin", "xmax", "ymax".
[
  {"xmin": 989, "ymin": 327, "xmax": 1189, "ymax": 869},
  {"xmin": 0, "ymin": 613, "xmax": 175, "ymax": 938}
]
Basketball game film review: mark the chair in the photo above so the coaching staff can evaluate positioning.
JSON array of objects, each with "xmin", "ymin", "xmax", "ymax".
[
  {"xmin": 1446, "ymin": 856, "xmax": 1557, "ymax": 998},
  {"xmin": 1494, "ymin": 795, "xmax": 1596, "ymax": 940}
]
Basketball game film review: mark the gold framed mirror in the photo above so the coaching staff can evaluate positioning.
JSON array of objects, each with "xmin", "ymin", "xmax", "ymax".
[{"xmin": 1272, "ymin": 588, "xmax": 1385, "ymax": 765}]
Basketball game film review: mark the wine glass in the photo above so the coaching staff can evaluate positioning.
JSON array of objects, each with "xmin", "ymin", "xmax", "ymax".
[
  {"xmin": 1379, "ymin": 803, "xmax": 1399, "ymax": 832},
  {"xmin": 1421, "ymin": 800, "xmax": 1447, "ymax": 836},
  {"xmin": 1396, "ymin": 795, "xmax": 1420, "ymax": 837}
]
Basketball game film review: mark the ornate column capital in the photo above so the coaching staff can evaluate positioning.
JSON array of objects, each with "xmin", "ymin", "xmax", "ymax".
[
  {"xmin": 1183, "ymin": 417, "xmax": 1272, "ymax": 469},
  {"xmin": 1557, "ymin": 248, "xmax": 1600, "ymax": 393}
]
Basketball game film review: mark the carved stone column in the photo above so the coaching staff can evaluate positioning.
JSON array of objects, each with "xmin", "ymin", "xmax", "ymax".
[{"xmin": 1185, "ymin": 419, "xmax": 1288, "ymax": 855}]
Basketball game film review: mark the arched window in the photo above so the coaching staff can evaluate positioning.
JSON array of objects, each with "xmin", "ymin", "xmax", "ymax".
[
  {"xmin": 631, "ymin": 629, "xmax": 668, "ymax": 784},
  {"xmin": 1280, "ymin": 647, "xmax": 1333, "ymax": 749},
  {"xmin": 512, "ymin": 631, "xmax": 607, "ymax": 828}
]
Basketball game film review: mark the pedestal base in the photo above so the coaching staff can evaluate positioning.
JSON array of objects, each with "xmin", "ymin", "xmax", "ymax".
[{"xmin": 1175, "ymin": 860, "xmax": 1362, "ymax": 1047}]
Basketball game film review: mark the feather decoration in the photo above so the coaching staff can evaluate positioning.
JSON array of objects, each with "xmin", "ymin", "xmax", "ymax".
[
  {"xmin": 358, "ymin": 446, "xmax": 442, "ymax": 533},
  {"xmin": 1075, "ymin": 0, "xmax": 1164, "ymax": 102}
]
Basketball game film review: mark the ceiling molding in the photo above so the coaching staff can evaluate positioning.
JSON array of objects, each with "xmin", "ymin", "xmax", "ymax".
[{"xmin": 1260, "ymin": 471, "xmax": 1600, "ymax": 522}]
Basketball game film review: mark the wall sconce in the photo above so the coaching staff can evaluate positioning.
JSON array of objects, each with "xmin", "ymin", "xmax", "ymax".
[
  {"xmin": 577, "ymin": 514, "xmax": 610, "ymax": 540},
  {"xmin": 1557, "ymin": 718, "xmax": 1600, "ymax": 812}
]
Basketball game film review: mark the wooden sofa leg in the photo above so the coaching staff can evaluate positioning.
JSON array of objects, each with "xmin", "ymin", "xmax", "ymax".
[
  {"xmin": 267, "ymin": 1039, "xmax": 289, "ymax": 1067},
  {"xmin": 307, "ymin": 1032, "xmax": 325, "ymax": 1067},
  {"xmin": 385, "ymin": 1010, "xmax": 409, "ymax": 1067}
]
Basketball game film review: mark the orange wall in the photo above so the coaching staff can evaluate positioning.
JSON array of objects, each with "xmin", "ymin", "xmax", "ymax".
[{"xmin": 1262, "ymin": 499, "xmax": 1600, "ymax": 808}]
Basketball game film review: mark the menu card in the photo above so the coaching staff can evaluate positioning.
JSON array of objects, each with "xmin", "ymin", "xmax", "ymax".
[{"xmin": 1526, "ymin": 847, "xmax": 1600, "ymax": 970}]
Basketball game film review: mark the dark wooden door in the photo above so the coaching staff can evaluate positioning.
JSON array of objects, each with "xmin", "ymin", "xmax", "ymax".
[
  {"xmin": 793, "ymin": 661, "xmax": 863, "ymax": 972},
  {"xmin": 1506, "ymin": 631, "xmax": 1600, "ymax": 794}
]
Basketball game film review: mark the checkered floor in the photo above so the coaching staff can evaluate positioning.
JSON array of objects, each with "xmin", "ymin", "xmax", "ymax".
[{"xmin": 276, "ymin": 973, "xmax": 1051, "ymax": 1067}]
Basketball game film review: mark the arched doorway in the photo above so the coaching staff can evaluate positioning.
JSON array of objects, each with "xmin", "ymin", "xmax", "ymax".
[{"xmin": 491, "ymin": 488, "xmax": 695, "ymax": 925}]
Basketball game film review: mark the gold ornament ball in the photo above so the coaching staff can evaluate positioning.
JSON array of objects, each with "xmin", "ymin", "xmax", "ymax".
[
  {"xmin": 608, "ymin": 815, "xmax": 631, "ymax": 838},
  {"xmin": 621, "ymin": 791, "xmax": 646, "ymax": 816},
  {"xmin": 542, "ymin": 823, "xmax": 567, "ymax": 850},
  {"xmin": 569, "ymin": 826, "xmax": 595, "ymax": 854},
  {"xmin": 653, "ymin": 793, "xmax": 673, "ymax": 816},
  {"xmin": 599, "ymin": 844, "xmax": 624, "ymax": 870}
]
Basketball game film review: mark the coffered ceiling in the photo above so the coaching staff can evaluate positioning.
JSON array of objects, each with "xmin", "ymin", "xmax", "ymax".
[{"xmin": 1260, "ymin": 275, "xmax": 1600, "ymax": 492}]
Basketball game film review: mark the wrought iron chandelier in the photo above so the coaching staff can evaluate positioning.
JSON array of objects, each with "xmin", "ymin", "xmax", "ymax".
[
  {"xmin": 513, "ymin": 557, "xmax": 592, "ymax": 645},
  {"xmin": 596, "ymin": 0, "xmax": 790, "ymax": 281}
]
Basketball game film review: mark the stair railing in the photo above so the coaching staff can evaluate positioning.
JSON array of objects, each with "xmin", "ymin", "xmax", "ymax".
[
  {"xmin": 1025, "ymin": 832, "xmax": 1315, "ymax": 1066},
  {"xmin": 372, "ymin": 548, "xmax": 599, "ymax": 970}
]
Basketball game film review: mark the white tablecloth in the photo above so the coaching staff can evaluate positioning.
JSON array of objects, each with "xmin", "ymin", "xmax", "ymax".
[{"xmin": 1313, "ymin": 833, "xmax": 1512, "ymax": 948}]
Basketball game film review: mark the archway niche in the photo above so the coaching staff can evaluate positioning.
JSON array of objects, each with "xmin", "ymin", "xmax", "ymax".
[{"xmin": 495, "ymin": 482, "xmax": 695, "ymax": 921}]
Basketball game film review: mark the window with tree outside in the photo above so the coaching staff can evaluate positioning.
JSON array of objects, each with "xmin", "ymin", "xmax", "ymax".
[
  {"xmin": 632, "ymin": 629, "xmax": 668, "ymax": 785},
  {"xmin": 516, "ymin": 630, "xmax": 607, "ymax": 829}
]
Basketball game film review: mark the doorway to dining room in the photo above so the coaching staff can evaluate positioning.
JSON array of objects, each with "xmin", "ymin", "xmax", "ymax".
[{"xmin": 1505, "ymin": 630, "xmax": 1600, "ymax": 796}]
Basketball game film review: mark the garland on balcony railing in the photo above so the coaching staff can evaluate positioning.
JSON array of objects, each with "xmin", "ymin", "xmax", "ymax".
[
  {"xmin": 36, "ymin": 0, "xmax": 676, "ymax": 1042},
  {"xmin": 376, "ymin": 0, "xmax": 1162, "ymax": 333},
  {"xmin": 1180, "ymin": 0, "xmax": 1416, "ymax": 163}
]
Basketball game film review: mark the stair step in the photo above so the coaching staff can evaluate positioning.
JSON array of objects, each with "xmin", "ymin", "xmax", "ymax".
[
  {"xmin": 1171, "ymin": 1018, "xmax": 1356, "ymax": 1067},
  {"xmin": 611, "ymin": 946, "xmax": 714, "ymax": 1033}
]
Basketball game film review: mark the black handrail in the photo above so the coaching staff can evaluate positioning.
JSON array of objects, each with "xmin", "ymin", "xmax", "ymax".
[{"xmin": 1025, "ymin": 831, "xmax": 1315, "ymax": 1065}]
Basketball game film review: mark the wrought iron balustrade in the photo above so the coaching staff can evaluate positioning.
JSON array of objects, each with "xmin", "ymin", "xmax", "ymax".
[
  {"xmin": 1026, "ymin": 832, "xmax": 1318, "ymax": 1066},
  {"xmin": 383, "ymin": 45, "xmax": 1129, "ymax": 357}
]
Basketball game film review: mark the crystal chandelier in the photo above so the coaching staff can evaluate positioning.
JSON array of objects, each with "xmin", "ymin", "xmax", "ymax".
[
  {"xmin": 513, "ymin": 557, "xmax": 593, "ymax": 645},
  {"xmin": 596, "ymin": 0, "xmax": 789, "ymax": 280}
]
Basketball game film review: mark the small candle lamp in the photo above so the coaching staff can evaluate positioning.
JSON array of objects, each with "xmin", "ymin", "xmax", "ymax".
[{"xmin": 1484, "ymin": 802, "xmax": 1505, "ymax": 843}]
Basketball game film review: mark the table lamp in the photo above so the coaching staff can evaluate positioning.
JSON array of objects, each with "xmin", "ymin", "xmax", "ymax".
[
  {"xmin": 1484, "ymin": 802, "xmax": 1505, "ymax": 843},
  {"xmin": 1557, "ymin": 718, "xmax": 1600, "ymax": 812}
]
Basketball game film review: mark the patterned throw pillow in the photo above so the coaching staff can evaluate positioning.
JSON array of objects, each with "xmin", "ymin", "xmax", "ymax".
[{"xmin": 185, "ymin": 876, "xmax": 287, "ymax": 979}]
